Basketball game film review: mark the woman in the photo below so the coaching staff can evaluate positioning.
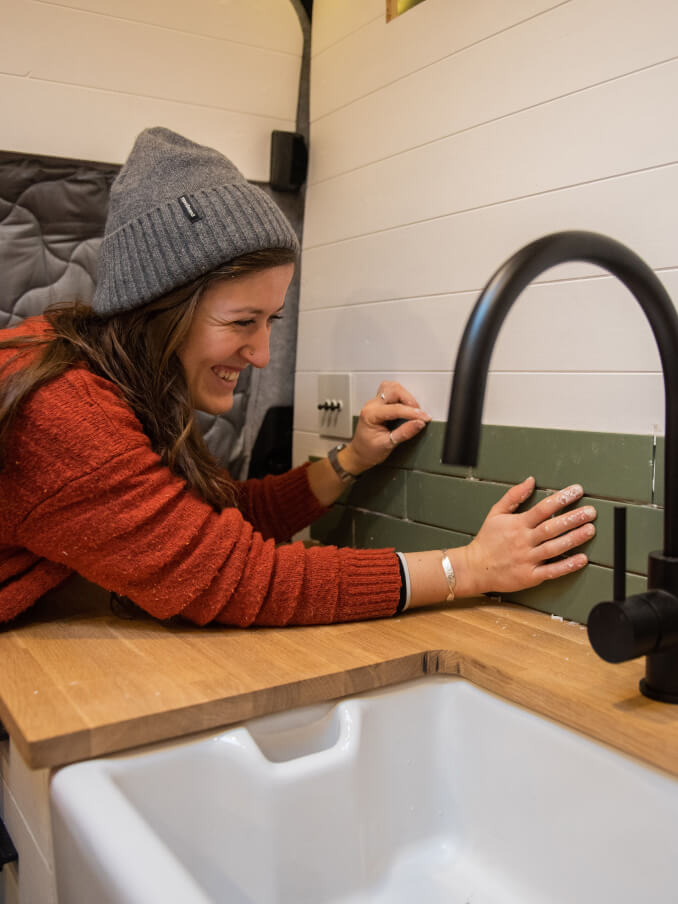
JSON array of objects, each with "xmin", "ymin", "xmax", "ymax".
[{"xmin": 0, "ymin": 128, "xmax": 596, "ymax": 626}]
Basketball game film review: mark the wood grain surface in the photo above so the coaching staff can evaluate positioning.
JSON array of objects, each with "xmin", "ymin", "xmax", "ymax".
[{"xmin": 1, "ymin": 575, "xmax": 678, "ymax": 776}]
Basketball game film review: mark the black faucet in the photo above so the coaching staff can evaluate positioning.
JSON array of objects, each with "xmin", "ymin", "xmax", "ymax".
[{"xmin": 442, "ymin": 230, "xmax": 678, "ymax": 703}]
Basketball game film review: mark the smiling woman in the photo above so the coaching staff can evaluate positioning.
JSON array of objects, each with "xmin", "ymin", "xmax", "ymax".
[
  {"xmin": 0, "ymin": 127, "xmax": 596, "ymax": 629},
  {"xmin": 178, "ymin": 262, "xmax": 294, "ymax": 416}
]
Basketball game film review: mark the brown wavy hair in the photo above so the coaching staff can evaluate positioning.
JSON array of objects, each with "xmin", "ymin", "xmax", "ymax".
[{"xmin": 0, "ymin": 248, "xmax": 296, "ymax": 510}]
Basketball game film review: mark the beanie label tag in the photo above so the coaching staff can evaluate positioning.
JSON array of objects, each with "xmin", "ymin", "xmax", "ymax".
[{"xmin": 178, "ymin": 195, "xmax": 202, "ymax": 223}]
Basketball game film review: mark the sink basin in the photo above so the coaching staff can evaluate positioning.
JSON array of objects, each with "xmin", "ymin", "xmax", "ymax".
[{"xmin": 50, "ymin": 676, "xmax": 678, "ymax": 903}]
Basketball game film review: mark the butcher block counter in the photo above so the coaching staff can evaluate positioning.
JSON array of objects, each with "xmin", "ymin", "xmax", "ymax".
[{"xmin": 1, "ymin": 575, "xmax": 678, "ymax": 777}]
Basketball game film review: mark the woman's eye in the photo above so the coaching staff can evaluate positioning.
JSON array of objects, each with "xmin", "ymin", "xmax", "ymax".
[{"xmin": 268, "ymin": 314, "xmax": 284, "ymax": 325}]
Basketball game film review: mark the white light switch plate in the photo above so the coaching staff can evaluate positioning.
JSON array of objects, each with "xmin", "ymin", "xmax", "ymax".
[{"xmin": 317, "ymin": 374, "xmax": 353, "ymax": 439}]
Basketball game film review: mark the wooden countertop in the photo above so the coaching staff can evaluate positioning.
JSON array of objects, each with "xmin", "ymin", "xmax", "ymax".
[{"xmin": 2, "ymin": 576, "xmax": 678, "ymax": 776}]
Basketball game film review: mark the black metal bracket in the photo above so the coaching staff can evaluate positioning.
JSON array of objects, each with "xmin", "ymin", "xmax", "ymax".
[{"xmin": 0, "ymin": 816, "xmax": 17, "ymax": 871}]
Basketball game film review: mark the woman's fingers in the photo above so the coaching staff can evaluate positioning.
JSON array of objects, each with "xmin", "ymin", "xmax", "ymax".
[
  {"xmin": 533, "ymin": 521, "xmax": 596, "ymax": 562},
  {"xmin": 522, "ymin": 484, "xmax": 585, "ymax": 529},
  {"xmin": 371, "ymin": 401, "xmax": 429, "ymax": 425},
  {"xmin": 489, "ymin": 476, "xmax": 536, "ymax": 515},
  {"xmin": 375, "ymin": 381, "xmax": 421, "ymax": 409},
  {"xmin": 532, "ymin": 504, "xmax": 597, "ymax": 545},
  {"xmin": 532, "ymin": 552, "xmax": 589, "ymax": 584},
  {"xmin": 389, "ymin": 416, "xmax": 428, "ymax": 446},
  {"xmin": 349, "ymin": 383, "xmax": 431, "ymax": 470}
]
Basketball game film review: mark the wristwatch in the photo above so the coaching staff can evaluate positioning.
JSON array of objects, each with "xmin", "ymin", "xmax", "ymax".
[{"xmin": 328, "ymin": 443, "xmax": 358, "ymax": 486}]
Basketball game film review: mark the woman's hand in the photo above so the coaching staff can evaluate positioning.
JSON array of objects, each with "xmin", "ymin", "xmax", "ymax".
[
  {"xmin": 340, "ymin": 381, "xmax": 431, "ymax": 475},
  {"xmin": 454, "ymin": 477, "xmax": 596, "ymax": 597}
]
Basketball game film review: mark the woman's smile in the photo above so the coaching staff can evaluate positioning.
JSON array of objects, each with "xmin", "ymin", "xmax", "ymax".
[{"xmin": 210, "ymin": 365, "xmax": 242, "ymax": 384}]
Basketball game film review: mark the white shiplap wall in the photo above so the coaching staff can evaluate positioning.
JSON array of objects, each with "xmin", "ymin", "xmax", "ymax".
[
  {"xmin": 294, "ymin": 0, "xmax": 678, "ymax": 466},
  {"xmin": 1, "ymin": 0, "xmax": 303, "ymax": 177}
]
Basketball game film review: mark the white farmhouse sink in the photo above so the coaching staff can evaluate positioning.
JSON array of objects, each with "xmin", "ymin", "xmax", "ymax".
[{"xmin": 50, "ymin": 677, "xmax": 678, "ymax": 904}]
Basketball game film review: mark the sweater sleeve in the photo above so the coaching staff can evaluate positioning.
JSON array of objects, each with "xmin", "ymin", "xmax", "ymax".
[
  {"xmin": 234, "ymin": 464, "xmax": 328, "ymax": 542},
  {"xmin": 5, "ymin": 370, "xmax": 401, "ymax": 627}
]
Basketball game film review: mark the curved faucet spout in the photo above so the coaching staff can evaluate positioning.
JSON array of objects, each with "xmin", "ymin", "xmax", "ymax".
[{"xmin": 442, "ymin": 230, "xmax": 678, "ymax": 556}]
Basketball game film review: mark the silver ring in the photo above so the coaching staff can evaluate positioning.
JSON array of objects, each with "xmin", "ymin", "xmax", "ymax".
[
  {"xmin": 388, "ymin": 431, "xmax": 397, "ymax": 447},
  {"xmin": 380, "ymin": 392, "xmax": 386, "ymax": 401}
]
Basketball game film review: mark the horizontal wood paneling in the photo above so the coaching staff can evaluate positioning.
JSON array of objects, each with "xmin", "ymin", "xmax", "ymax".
[
  {"xmin": 6, "ymin": 0, "xmax": 300, "ymax": 120},
  {"xmin": 42, "ymin": 0, "xmax": 303, "ymax": 53},
  {"xmin": 311, "ymin": 0, "xmax": 382, "ymax": 57},
  {"xmin": 3, "ymin": 0, "xmax": 301, "ymax": 171},
  {"xmin": 300, "ymin": 164, "xmax": 678, "ymax": 309},
  {"xmin": 304, "ymin": 59, "xmax": 678, "ymax": 247},
  {"xmin": 297, "ymin": 272, "xmax": 675, "ymax": 374},
  {"xmin": 0, "ymin": 74, "xmax": 292, "ymax": 175},
  {"xmin": 310, "ymin": 0, "xmax": 678, "ymax": 183},
  {"xmin": 310, "ymin": 0, "xmax": 561, "ymax": 121}
]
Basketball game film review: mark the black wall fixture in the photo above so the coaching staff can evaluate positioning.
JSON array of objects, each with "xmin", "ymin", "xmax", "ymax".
[
  {"xmin": 270, "ymin": 130, "xmax": 308, "ymax": 192},
  {"xmin": 0, "ymin": 818, "xmax": 17, "ymax": 871}
]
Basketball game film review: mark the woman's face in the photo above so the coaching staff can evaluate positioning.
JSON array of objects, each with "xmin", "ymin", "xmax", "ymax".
[{"xmin": 178, "ymin": 263, "xmax": 294, "ymax": 415}]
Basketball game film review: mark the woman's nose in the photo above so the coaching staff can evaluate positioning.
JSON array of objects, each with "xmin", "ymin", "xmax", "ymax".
[{"xmin": 243, "ymin": 326, "xmax": 271, "ymax": 368}]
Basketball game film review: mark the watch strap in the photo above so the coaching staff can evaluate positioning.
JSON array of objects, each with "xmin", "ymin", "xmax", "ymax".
[{"xmin": 328, "ymin": 443, "xmax": 358, "ymax": 486}]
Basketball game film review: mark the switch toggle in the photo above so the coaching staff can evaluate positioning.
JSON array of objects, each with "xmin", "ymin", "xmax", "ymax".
[
  {"xmin": 317, "ymin": 399, "xmax": 343, "ymax": 412},
  {"xmin": 317, "ymin": 374, "xmax": 352, "ymax": 439}
]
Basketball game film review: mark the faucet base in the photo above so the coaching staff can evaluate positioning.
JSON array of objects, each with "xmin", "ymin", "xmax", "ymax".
[
  {"xmin": 639, "ymin": 644, "xmax": 678, "ymax": 703},
  {"xmin": 639, "ymin": 678, "xmax": 678, "ymax": 704}
]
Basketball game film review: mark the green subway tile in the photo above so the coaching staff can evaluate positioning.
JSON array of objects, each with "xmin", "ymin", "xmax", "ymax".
[
  {"xmin": 310, "ymin": 505, "xmax": 353, "ymax": 547},
  {"xmin": 581, "ymin": 496, "xmax": 662, "ymax": 574},
  {"xmin": 407, "ymin": 473, "xmax": 509, "ymax": 534},
  {"xmin": 353, "ymin": 510, "xmax": 471, "ymax": 553},
  {"xmin": 352, "ymin": 417, "xmax": 469, "ymax": 477},
  {"xmin": 347, "ymin": 466, "xmax": 406, "ymax": 517},
  {"xmin": 474, "ymin": 425, "xmax": 654, "ymax": 503},
  {"xmin": 506, "ymin": 565, "xmax": 646, "ymax": 624},
  {"xmin": 347, "ymin": 421, "xmax": 655, "ymax": 502},
  {"xmin": 389, "ymin": 420, "xmax": 470, "ymax": 477},
  {"xmin": 655, "ymin": 436, "xmax": 664, "ymax": 506}
]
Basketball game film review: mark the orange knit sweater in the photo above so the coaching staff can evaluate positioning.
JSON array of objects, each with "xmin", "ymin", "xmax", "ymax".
[{"xmin": 0, "ymin": 318, "xmax": 401, "ymax": 626}]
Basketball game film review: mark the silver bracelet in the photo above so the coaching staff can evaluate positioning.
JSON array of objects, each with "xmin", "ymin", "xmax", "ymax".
[{"xmin": 440, "ymin": 550, "xmax": 456, "ymax": 602}]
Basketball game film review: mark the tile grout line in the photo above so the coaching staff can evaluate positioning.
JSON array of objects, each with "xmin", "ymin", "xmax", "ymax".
[{"xmin": 651, "ymin": 432, "xmax": 658, "ymax": 505}]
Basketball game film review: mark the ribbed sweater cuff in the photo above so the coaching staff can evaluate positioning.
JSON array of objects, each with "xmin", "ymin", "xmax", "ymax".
[{"xmin": 333, "ymin": 548, "xmax": 402, "ymax": 622}]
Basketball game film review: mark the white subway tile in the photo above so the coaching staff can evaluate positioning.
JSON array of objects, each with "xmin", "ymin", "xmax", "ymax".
[
  {"xmin": 351, "ymin": 371, "xmax": 665, "ymax": 435},
  {"xmin": 292, "ymin": 430, "xmax": 338, "ymax": 469},
  {"xmin": 293, "ymin": 372, "xmax": 320, "ymax": 433}
]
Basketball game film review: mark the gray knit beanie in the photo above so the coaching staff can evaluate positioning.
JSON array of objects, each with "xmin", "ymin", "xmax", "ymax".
[{"xmin": 92, "ymin": 127, "xmax": 299, "ymax": 315}]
